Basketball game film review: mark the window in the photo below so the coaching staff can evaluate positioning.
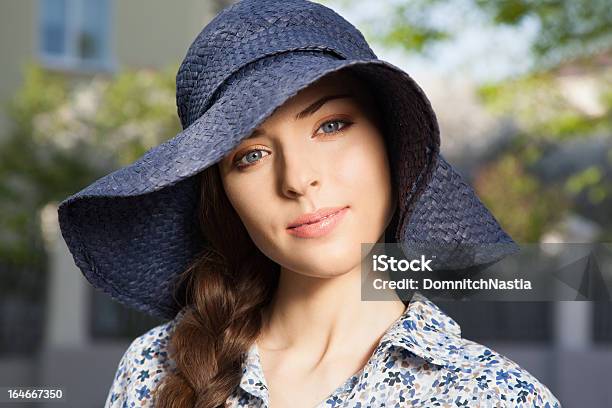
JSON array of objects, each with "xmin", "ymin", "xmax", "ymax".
[{"xmin": 39, "ymin": 0, "xmax": 113, "ymax": 71}]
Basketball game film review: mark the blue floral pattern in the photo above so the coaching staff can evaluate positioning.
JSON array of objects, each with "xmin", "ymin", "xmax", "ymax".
[{"xmin": 105, "ymin": 292, "xmax": 562, "ymax": 407}]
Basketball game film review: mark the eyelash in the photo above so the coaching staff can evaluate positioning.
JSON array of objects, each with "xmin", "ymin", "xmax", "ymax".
[{"xmin": 233, "ymin": 118, "xmax": 353, "ymax": 169}]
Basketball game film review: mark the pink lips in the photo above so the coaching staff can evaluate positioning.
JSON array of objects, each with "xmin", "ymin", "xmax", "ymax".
[{"xmin": 286, "ymin": 206, "xmax": 349, "ymax": 238}]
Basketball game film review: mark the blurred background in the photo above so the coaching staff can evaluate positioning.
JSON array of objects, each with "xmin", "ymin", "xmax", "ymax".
[{"xmin": 0, "ymin": 0, "xmax": 611, "ymax": 406}]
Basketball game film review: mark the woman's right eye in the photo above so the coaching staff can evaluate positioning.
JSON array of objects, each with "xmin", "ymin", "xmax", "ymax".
[{"xmin": 234, "ymin": 149, "xmax": 270, "ymax": 169}]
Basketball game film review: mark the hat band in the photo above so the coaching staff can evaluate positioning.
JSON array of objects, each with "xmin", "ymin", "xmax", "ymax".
[{"xmin": 184, "ymin": 46, "xmax": 350, "ymax": 128}]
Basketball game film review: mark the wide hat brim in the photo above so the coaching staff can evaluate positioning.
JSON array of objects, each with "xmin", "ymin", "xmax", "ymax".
[{"xmin": 58, "ymin": 51, "xmax": 518, "ymax": 320}]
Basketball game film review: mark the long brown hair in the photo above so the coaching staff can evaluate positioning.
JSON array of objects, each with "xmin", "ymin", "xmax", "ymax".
[
  {"xmin": 152, "ymin": 162, "xmax": 280, "ymax": 407},
  {"xmin": 152, "ymin": 71, "xmax": 394, "ymax": 407}
]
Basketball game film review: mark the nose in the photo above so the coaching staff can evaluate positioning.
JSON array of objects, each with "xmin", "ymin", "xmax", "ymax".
[{"xmin": 279, "ymin": 145, "xmax": 321, "ymax": 199}]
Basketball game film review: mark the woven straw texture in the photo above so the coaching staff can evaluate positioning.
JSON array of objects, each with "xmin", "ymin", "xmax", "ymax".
[{"xmin": 57, "ymin": 0, "xmax": 517, "ymax": 320}]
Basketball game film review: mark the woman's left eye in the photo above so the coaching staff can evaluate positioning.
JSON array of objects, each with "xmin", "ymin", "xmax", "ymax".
[{"xmin": 317, "ymin": 119, "xmax": 352, "ymax": 135}]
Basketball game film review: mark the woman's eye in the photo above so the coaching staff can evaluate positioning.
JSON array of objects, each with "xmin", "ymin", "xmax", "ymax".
[
  {"xmin": 235, "ymin": 149, "xmax": 270, "ymax": 169},
  {"xmin": 233, "ymin": 119, "xmax": 351, "ymax": 169},
  {"xmin": 317, "ymin": 118, "xmax": 352, "ymax": 135}
]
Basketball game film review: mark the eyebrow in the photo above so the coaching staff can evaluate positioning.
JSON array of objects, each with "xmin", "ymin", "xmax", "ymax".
[{"xmin": 248, "ymin": 93, "xmax": 353, "ymax": 139}]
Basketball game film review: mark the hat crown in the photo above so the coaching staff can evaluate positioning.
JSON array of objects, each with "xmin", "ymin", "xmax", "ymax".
[{"xmin": 176, "ymin": 0, "xmax": 377, "ymax": 129}]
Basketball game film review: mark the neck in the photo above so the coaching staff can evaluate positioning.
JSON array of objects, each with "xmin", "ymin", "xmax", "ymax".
[{"xmin": 257, "ymin": 245, "xmax": 406, "ymax": 360}]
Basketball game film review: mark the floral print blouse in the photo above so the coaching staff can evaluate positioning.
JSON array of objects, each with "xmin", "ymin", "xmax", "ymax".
[{"xmin": 105, "ymin": 291, "xmax": 562, "ymax": 407}]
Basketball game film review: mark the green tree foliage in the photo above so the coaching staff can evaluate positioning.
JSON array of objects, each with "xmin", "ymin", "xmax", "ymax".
[
  {"xmin": 475, "ymin": 64, "xmax": 612, "ymax": 234},
  {"xmin": 474, "ymin": 0, "xmax": 612, "ymax": 66},
  {"xmin": 473, "ymin": 151, "xmax": 570, "ymax": 243},
  {"xmin": 354, "ymin": 0, "xmax": 612, "ymax": 68},
  {"xmin": 0, "ymin": 63, "xmax": 181, "ymax": 267},
  {"xmin": 477, "ymin": 69, "xmax": 612, "ymax": 140}
]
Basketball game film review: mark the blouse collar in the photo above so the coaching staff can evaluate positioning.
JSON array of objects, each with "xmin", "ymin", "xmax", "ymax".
[{"xmin": 237, "ymin": 290, "xmax": 464, "ymax": 403}]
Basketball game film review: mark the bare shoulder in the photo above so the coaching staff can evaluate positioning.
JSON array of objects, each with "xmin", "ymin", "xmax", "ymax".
[{"xmin": 455, "ymin": 337, "xmax": 562, "ymax": 407}]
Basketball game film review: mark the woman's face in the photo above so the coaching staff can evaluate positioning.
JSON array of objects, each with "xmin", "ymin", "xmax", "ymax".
[{"xmin": 218, "ymin": 71, "xmax": 396, "ymax": 278}]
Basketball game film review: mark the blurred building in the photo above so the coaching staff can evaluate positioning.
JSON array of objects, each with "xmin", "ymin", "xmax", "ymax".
[{"xmin": 0, "ymin": 0, "xmax": 219, "ymax": 133}]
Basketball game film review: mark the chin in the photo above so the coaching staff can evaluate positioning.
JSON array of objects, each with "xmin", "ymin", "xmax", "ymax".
[
  {"xmin": 286, "ymin": 246, "xmax": 361, "ymax": 278},
  {"xmin": 292, "ymin": 266, "xmax": 355, "ymax": 279}
]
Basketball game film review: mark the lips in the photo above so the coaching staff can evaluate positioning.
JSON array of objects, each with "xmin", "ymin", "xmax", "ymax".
[
  {"xmin": 287, "ymin": 206, "xmax": 349, "ymax": 229},
  {"xmin": 286, "ymin": 206, "xmax": 349, "ymax": 239}
]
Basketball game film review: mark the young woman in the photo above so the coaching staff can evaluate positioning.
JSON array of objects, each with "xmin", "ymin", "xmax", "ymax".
[{"xmin": 57, "ymin": 0, "xmax": 562, "ymax": 407}]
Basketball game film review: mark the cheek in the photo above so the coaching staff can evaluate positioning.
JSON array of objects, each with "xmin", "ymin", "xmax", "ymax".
[
  {"xmin": 333, "ymin": 130, "xmax": 391, "ymax": 195},
  {"xmin": 334, "ymin": 129, "xmax": 394, "ymax": 242}
]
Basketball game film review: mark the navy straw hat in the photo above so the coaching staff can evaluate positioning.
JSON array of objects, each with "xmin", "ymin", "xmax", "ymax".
[{"xmin": 57, "ymin": 0, "xmax": 518, "ymax": 320}]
